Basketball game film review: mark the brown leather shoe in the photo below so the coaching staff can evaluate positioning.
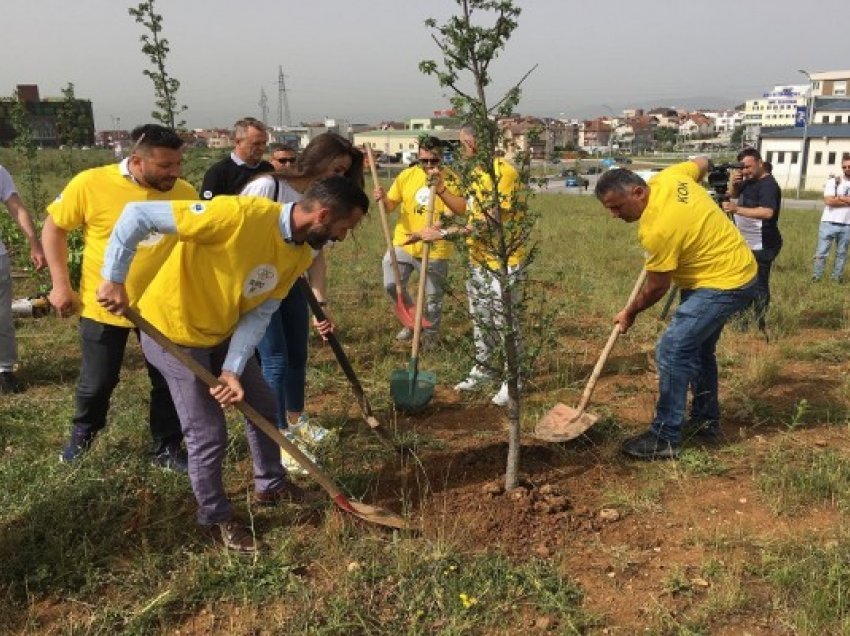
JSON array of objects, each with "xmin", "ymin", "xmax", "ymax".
[
  {"xmin": 208, "ymin": 521, "xmax": 258, "ymax": 554},
  {"xmin": 254, "ymin": 479, "xmax": 310, "ymax": 507}
]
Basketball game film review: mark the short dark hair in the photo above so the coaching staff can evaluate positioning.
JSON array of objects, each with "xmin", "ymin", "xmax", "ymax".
[
  {"xmin": 269, "ymin": 142, "xmax": 296, "ymax": 153},
  {"xmin": 737, "ymin": 147, "xmax": 762, "ymax": 162},
  {"xmin": 129, "ymin": 124, "xmax": 184, "ymax": 153},
  {"xmin": 762, "ymin": 161, "xmax": 772, "ymax": 174},
  {"xmin": 302, "ymin": 175, "xmax": 369, "ymax": 219},
  {"xmin": 595, "ymin": 168, "xmax": 646, "ymax": 198},
  {"xmin": 418, "ymin": 136, "xmax": 443, "ymax": 152}
]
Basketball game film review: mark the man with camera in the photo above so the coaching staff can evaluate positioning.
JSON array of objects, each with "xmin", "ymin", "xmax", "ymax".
[
  {"xmin": 596, "ymin": 159, "xmax": 757, "ymax": 460},
  {"xmin": 722, "ymin": 148, "xmax": 782, "ymax": 332}
]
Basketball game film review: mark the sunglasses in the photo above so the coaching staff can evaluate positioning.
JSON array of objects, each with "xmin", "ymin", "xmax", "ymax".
[
  {"xmin": 420, "ymin": 158, "xmax": 441, "ymax": 165},
  {"xmin": 275, "ymin": 157, "xmax": 296, "ymax": 165}
]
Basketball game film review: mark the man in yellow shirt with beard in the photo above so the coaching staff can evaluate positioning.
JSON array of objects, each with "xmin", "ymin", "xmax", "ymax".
[
  {"xmin": 374, "ymin": 136, "xmax": 466, "ymax": 346},
  {"xmin": 596, "ymin": 160, "xmax": 757, "ymax": 460},
  {"xmin": 96, "ymin": 177, "xmax": 368, "ymax": 553},
  {"xmin": 43, "ymin": 124, "xmax": 197, "ymax": 470}
]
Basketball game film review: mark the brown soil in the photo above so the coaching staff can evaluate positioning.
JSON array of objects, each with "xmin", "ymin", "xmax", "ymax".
[{"xmin": 328, "ymin": 328, "xmax": 849, "ymax": 632}]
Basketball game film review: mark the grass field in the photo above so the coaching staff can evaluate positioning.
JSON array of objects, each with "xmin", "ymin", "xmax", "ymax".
[{"xmin": 2, "ymin": 151, "xmax": 850, "ymax": 634}]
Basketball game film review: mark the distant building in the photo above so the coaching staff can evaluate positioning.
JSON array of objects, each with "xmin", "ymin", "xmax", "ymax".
[
  {"xmin": 759, "ymin": 124, "xmax": 850, "ymax": 191},
  {"xmin": 0, "ymin": 84, "xmax": 95, "ymax": 147}
]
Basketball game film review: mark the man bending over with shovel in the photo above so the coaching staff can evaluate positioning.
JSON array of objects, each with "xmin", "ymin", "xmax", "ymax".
[
  {"xmin": 596, "ymin": 160, "xmax": 757, "ymax": 460},
  {"xmin": 96, "ymin": 177, "xmax": 368, "ymax": 553}
]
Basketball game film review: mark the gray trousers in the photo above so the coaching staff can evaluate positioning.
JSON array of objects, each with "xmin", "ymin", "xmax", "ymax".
[
  {"xmin": 382, "ymin": 247, "xmax": 448, "ymax": 335},
  {"xmin": 0, "ymin": 254, "xmax": 16, "ymax": 372},
  {"xmin": 141, "ymin": 333, "xmax": 286, "ymax": 526},
  {"xmin": 466, "ymin": 265, "xmax": 525, "ymax": 370}
]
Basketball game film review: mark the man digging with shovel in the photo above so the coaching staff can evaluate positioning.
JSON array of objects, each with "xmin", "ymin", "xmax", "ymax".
[
  {"xmin": 96, "ymin": 177, "xmax": 368, "ymax": 553},
  {"xmin": 596, "ymin": 160, "xmax": 757, "ymax": 460}
]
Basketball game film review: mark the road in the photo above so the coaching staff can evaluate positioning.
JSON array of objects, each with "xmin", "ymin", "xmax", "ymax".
[{"xmin": 537, "ymin": 174, "xmax": 821, "ymax": 210}]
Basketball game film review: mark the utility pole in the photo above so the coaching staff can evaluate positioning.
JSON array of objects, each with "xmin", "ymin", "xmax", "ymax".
[
  {"xmin": 258, "ymin": 87, "xmax": 269, "ymax": 125},
  {"xmin": 277, "ymin": 66, "xmax": 292, "ymax": 128},
  {"xmin": 796, "ymin": 69, "xmax": 813, "ymax": 198}
]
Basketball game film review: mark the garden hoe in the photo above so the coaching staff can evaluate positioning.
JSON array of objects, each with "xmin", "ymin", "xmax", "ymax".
[
  {"xmin": 366, "ymin": 144, "xmax": 431, "ymax": 331},
  {"xmin": 390, "ymin": 184, "xmax": 438, "ymax": 412},
  {"xmin": 534, "ymin": 269, "xmax": 648, "ymax": 442},
  {"xmin": 125, "ymin": 307, "xmax": 415, "ymax": 531},
  {"xmin": 296, "ymin": 277, "xmax": 395, "ymax": 451}
]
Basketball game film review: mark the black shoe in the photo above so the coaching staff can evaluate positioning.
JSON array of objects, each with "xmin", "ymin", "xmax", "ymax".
[
  {"xmin": 682, "ymin": 420, "xmax": 722, "ymax": 446},
  {"xmin": 0, "ymin": 372, "xmax": 21, "ymax": 394},
  {"xmin": 151, "ymin": 442, "xmax": 189, "ymax": 474},
  {"xmin": 621, "ymin": 430, "xmax": 680, "ymax": 460},
  {"xmin": 60, "ymin": 426, "xmax": 95, "ymax": 463}
]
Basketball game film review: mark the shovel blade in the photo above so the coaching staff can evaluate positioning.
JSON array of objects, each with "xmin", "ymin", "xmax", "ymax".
[
  {"xmin": 390, "ymin": 366, "xmax": 436, "ymax": 412},
  {"xmin": 533, "ymin": 402, "xmax": 600, "ymax": 442},
  {"xmin": 332, "ymin": 494, "xmax": 416, "ymax": 530},
  {"xmin": 393, "ymin": 294, "xmax": 432, "ymax": 329}
]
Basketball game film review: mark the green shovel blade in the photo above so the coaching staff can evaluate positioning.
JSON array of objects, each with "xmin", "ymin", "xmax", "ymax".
[{"xmin": 390, "ymin": 357, "xmax": 436, "ymax": 412}]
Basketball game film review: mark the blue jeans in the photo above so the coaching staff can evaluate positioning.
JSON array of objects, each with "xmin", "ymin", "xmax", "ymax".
[
  {"xmin": 256, "ymin": 283, "xmax": 309, "ymax": 429},
  {"xmin": 813, "ymin": 221, "xmax": 850, "ymax": 281},
  {"xmin": 651, "ymin": 280, "xmax": 757, "ymax": 443}
]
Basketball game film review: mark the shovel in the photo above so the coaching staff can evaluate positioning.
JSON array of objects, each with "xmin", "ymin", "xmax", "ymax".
[
  {"xmin": 295, "ymin": 277, "xmax": 395, "ymax": 451},
  {"xmin": 534, "ymin": 268, "xmax": 648, "ymax": 442},
  {"xmin": 365, "ymin": 144, "xmax": 431, "ymax": 330},
  {"xmin": 124, "ymin": 306, "xmax": 414, "ymax": 531},
  {"xmin": 390, "ymin": 184, "xmax": 438, "ymax": 412}
]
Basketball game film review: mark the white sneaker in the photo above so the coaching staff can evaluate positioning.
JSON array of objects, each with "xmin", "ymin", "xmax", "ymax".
[
  {"xmin": 396, "ymin": 327, "xmax": 413, "ymax": 342},
  {"xmin": 491, "ymin": 382, "xmax": 510, "ymax": 406},
  {"xmin": 280, "ymin": 431, "xmax": 313, "ymax": 476},
  {"xmin": 491, "ymin": 381, "xmax": 523, "ymax": 407},
  {"xmin": 289, "ymin": 414, "xmax": 332, "ymax": 446},
  {"xmin": 454, "ymin": 367, "xmax": 491, "ymax": 392}
]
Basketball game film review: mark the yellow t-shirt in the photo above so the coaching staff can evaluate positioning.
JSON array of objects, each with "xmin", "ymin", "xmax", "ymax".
[
  {"xmin": 47, "ymin": 163, "xmax": 197, "ymax": 328},
  {"xmin": 467, "ymin": 158, "xmax": 524, "ymax": 268},
  {"xmin": 137, "ymin": 196, "xmax": 312, "ymax": 348},
  {"xmin": 639, "ymin": 162, "xmax": 756, "ymax": 290},
  {"xmin": 388, "ymin": 165, "xmax": 460, "ymax": 260}
]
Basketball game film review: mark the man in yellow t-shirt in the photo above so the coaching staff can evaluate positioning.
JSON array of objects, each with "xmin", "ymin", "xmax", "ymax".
[
  {"xmin": 431, "ymin": 127, "xmax": 525, "ymax": 407},
  {"xmin": 596, "ymin": 159, "xmax": 757, "ymax": 460},
  {"xmin": 96, "ymin": 177, "xmax": 368, "ymax": 553},
  {"xmin": 373, "ymin": 136, "xmax": 466, "ymax": 345},
  {"xmin": 42, "ymin": 124, "xmax": 197, "ymax": 470}
]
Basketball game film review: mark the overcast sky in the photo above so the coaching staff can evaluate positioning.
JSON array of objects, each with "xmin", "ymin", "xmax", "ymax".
[{"xmin": 1, "ymin": 0, "xmax": 841, "ymax": 130}]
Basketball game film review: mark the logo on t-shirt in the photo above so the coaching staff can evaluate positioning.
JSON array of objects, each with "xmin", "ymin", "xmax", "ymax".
[
  {"xmin": 202, "ymin": 190, "xmax": 213, "ymax": 200},
  {"xmin": 414, "ymin": 186, "xmax": 431, "ymax": 215},
  {"xmin": 190, "ymin": 203, "xmax": 206, "ymax": 215},
  {"xmin": 243, "ymin": 264, "xmax": 279, "ymax": 298}
]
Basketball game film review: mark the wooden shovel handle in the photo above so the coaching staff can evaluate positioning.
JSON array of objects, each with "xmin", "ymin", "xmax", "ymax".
[
  {"xmin": 124, "ymin": 306, "xmax": 345, "ymax": 500},
  {"xmin": 365, "ymin": 145, "xmax": 405, "ymax": 298},
  {"xmin": 410, "ymin": 185, "xmax": 437, "ymax": 360},
  {"xmin": 574, "ymin": 268, "xmax": 648, "ymax": 414}
]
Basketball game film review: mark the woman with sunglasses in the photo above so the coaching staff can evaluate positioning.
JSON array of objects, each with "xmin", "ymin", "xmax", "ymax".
[
  {"xmin": 241, "ymin": 133, "xmax": 364, "ymax": 472},
  {"xmin": 372, "ymin": 136, "xmax": 466, "ymax": 347}
]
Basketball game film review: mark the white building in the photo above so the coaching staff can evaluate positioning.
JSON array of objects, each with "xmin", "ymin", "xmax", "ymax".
[{"xmin": 759, "ymin": 124, "xmax": 850, "ymax": 191}]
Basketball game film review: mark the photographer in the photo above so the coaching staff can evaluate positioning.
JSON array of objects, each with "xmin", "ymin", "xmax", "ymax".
[{"xmin": 722, "ymin": 148, "xmax": 782, "ymax": 332}]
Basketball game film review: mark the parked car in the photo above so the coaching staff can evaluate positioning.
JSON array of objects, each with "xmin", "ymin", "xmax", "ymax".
[
  {"xmin": 585, "ymin": 165, "xmax": 604, "ymax": 175},
  {"xmin": 563, "ymin": 169, "xmax": 589, "ymax": 188},
  {"xmin": 614, "ymin": 155, "xmax": 633, "ymax": 164}
]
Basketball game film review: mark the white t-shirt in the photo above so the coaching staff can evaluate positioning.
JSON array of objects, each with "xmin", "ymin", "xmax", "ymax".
[
  {"xmin": 241, "ymin": 174, "xmax": 302, "ymax": 205},
  {"xmin": 822, "ymin": 177, "xmax": 850, "ymax": 225},
  {"xmin": 0, "ymin": 165, "xmax": 19, "ymax": 256}
]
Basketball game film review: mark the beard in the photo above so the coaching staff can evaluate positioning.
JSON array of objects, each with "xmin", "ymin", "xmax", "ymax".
[{"xmin": 305, "ymin": 224, "xmax": 333, "ymax": 250}]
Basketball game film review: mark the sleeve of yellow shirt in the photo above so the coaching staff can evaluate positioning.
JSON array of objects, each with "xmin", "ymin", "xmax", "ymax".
[
  {"xmin": 47, "ymin": 172, "xmax": 88, "ymax": 231},
  {"xmin": 642, "ymin": 226, "xmax": 680, "ymax": 273}
]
